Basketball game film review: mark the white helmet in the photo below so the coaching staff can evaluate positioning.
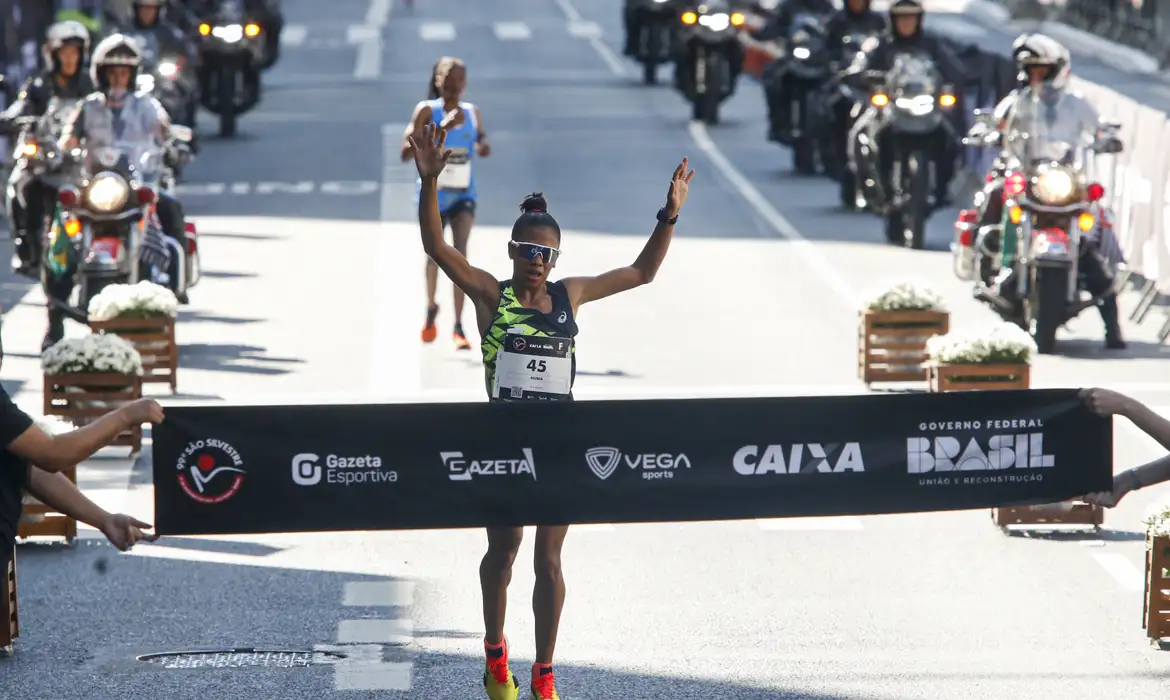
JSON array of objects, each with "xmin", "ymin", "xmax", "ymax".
[
  {"xmin": 90, "ymin": 34, "xmax": 144, "ymax": 92},
  {"xmin": 1016, "ymin": 33, "xmax": 1071, "ymax": 91},
  {"xmin": 43, "ymin": 21, "xmax": 91, "ymax": 70}
]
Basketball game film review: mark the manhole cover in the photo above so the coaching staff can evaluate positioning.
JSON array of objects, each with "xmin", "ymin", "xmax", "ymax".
[{"xmin": 137, "ymin": 648, "xmax": 347, "ymax": 669}]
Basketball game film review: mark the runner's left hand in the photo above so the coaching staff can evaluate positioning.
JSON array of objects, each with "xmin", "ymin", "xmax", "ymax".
[
  {"xmin": 477, "ymin": 140, "xmax": 492, "ymax": 157},
  {"xmin": 100, "ymin": 513, "xmax": 160, "ymax": 551},
  {"xmin": 665, "ymin": 157, "xmax": 696, "ymax": 217}
]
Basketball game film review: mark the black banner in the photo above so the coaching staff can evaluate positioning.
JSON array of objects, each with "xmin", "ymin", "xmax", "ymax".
[{"xmin": 151, "ymin": 389, "xmax": 1112, "ymax": 536}]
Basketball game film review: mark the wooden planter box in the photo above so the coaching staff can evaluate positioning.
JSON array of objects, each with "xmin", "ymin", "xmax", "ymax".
[
  {"xmin": 858, "ymin": 309, "xmax": 949, "ymax": 385},
  {"xmin": 90, "ymin": 315, "xmax": 177, "ymax": 392},
  {"xmin": 1, "ymin": 550, "xmax": 16, "ymax": 655},
  {"xmin": 992, "ymin": 501, "xmax": 1104, "ymax": 529},
  {"xmin": 17, "ymin": 468, "xmax": 79, "ymax": 544},
  {"xmin": 43, "ymin": 372, "xmax": 143, "ymax": 455},
  {"xmin": 926, "ymin": 361, "xmax": 1031, "ymax": 393},
  {"xmin": 1145, "ymin": 533, "xmax": 1170, "ymax": 641}
]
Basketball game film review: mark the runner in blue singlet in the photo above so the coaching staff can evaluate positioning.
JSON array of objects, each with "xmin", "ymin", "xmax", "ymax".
[
  {"xmin": 402, "ymin": 56, "xmax": 492, "ymax": 350},
  {"xmin": 407, "ymin": 120, "xmax": 695, "ymax": 700}
]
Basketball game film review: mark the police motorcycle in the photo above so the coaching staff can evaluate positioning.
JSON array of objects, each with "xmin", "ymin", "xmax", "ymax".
[
  {"xmin": 952, "ymin": 87, "xmax": 1122, "ymax": 353},
  {"xmin": 630, "ymin": 0, "xmax": 680, "ymax": 85},
  {"xmin": 676, "ymin": 1, "xmax": 746, "ymax": 124},
  {"xmin": 765, "ymin": 12, "xmax": 834, "ymax": 174},
  {"xmin": 50, "ymin": 140, "xmax": 195, "ymax": 318},
  {"xmin": 128, "ymin": 29, "xmax": 201, "ymax": 130},
  {"xmin": 849, "ymin": 53, "xmax": 956, "ymax": 249},
  {"xmin": 195, "ymin": 0, "xmax": 266, "ymax": 137}
]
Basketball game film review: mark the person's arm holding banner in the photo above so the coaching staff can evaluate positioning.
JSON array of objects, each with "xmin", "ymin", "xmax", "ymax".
[
  {"xmin": 26, "ymin": 466, "xmax": 158, "ymax": 550},
  {"xmin": 1081, "ymin": 388, "xmax": 1170, "ymax": 507}
]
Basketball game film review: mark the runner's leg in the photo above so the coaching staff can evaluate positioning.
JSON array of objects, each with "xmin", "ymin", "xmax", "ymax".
[{"xmin": 531, "ymin": 524, "xmax": 569, "ymax": 697}]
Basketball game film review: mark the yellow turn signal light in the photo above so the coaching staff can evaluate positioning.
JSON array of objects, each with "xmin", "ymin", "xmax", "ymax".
[
  {"xmin": 681, "ymin": 11, "xmax": 697, "ymax": 24},
  {"xmin": 21, "ymin": 142, "xmax": 37, "ymax": 157},
  {"xmin": 1009, "ymin": 206, "xmax": 1023, "ymax": 224},
  {"xmin": 199, "ymin": 23, "xmax": 211, "ymax": 35},
  {"xmin": 64, "ymin": 219, "xmax": 81, "ymax": 237},
  {"xmin": 871, "ymin": 93, "xmax": 889, "ymax": 107},
  {"xmin": 1078, "ymin": 212, "xmax": 1095, "ymax": 231},
  {"xmin": 245, "ymin": 23, "xmax": 261, "ymax": 37},
  {"xmin": 731, "ymin": 12, "xmax": 745, "ymax": 26},
  {"xmin": 939, "ymin": 94, "xmax": 956, "ymax": 107}
]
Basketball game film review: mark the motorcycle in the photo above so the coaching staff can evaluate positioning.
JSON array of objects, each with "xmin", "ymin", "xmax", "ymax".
[
  {"xmin": 952, "ymin": 87, "xmax": 1123, "ymax": 354},
  {"xmin": 50, "ymin": 141, "xmax": 195, "ymax": 319},
  {"xmin": 127, "ymin": 30, "xmax": 201, "ymax": 130},
  {"xmin": 850, "ymin": 54, "xmax": 956, "ymax": 249},
  {"xmin": 676, "ymin": 1, "xmax": 746, "ymax": 124},
  {"xmin": 5, "ymin": 97, "xmax": 82, "ymax": 275},
  {"xmin": 765, "ymin": 12, "xmax": 833, "ymax": 174},
  {"xmin": 196, "ymin": 0, "xmax": 265, "ymax": 137},
  {"xmin": 819, "ymin": 29, "xmax": 881, "ymax": 183},
  {"xmin": 630, "ymin": 0, "xmax": 679, "ymax": 85}
]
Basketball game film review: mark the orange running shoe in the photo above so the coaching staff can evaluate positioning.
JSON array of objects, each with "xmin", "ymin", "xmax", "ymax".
[
  {"xmin": 453, "ymin": 323, "xmax": 471, "ymax": 351},
  {"xmin": 530, "ymin": 665, "xmax": 559, "ymax": 700},
  {"xmin": 421, "ymin": 305, "xmax": 439, "ymax": 343},
  {"xmin": 483, "ymin": 637, "xmax": 519, "ymax": 700}
]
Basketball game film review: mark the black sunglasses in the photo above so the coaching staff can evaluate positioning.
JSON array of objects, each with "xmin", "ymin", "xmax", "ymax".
[{"xmin": 509, "ymin": 241, "xmax": 560, "ymax": 265}]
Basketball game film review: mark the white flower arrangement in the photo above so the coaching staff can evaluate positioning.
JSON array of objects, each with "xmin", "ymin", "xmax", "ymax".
[
  {"xmin": 863, "ymin": 281, "xmax": 947, "ymax": 313},
  {"xmin": 925, "ymin": 322, "xmax": 1037, "ymax": 365},
  {"xmin": 41, "ymin": 333, "xmax": 144, "ymax": 376},
  {"xmin": 1145, "ymin": 501, "xmax": 1170, "ymax": 540},
  {"xmin": 87, "ymin": 281, "xmax": 178, "ymax": 322}
]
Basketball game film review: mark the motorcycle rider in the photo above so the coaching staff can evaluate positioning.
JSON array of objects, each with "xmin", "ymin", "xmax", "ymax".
[
  {"xmin": 845, "ymin": 0, "xmax": 966, "ymax": 208},
  {"xmin": 672, "ymin": 0, "xmax": 746, "ymax": 93},
  {"xmin": 0, "ymin": 21, "xmax": 94, "ymax": 278},
  {"xmin": 754, "ymin": 0, "xmax": 841, "ymax": 142},
  {"xmin": 622, "ymin": 0, "xmax": 684, "ymax": 57},
  {"xmin": 990, "ymin": 35, "xmax": 1127, "ymax": 350},
  {"xmin": 49, "ymin": 34, "xmax": 191, "ymax": 348}
]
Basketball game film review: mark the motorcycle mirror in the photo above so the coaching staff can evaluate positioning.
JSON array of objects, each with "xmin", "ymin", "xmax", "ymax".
[{"xmin": 1096, "ymin": 137, "xmax": 1123, "ymax": 154}]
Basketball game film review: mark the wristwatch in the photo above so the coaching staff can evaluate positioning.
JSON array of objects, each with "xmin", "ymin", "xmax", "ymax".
[{"xmin": 656, "ymin": 208, "xmax": 679, "ymax": 225}]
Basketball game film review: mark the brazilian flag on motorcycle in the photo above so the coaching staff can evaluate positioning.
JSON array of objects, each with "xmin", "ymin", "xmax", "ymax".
[{"xmin": 46, "ymin": 205, "xmax": 78, "ymax": 278}]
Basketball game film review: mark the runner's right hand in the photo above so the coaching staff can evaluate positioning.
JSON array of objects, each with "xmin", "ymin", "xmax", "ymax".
[{"xmin": 408, "ymin": 123, "xmax": 452, "ymax": 180}]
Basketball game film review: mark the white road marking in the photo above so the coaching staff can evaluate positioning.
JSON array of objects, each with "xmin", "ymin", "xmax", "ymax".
[
  {"xmin": 349, "ymin": 22, "xmax": 383, "ymax": 79},
  {"xmin": 688, "ymin": 122, "xmax": 861, "ymax": 309},
  {"xmin": 568, "ymin": 20, "xmax": 603, "ymax": 39},
  {"xmin": 323, "ymin": 643, "xmax": 413, "ymax": 690},
  {"xmin": 552, "ymin": 0, "xmax": 627, "ymax": 76},
  {"xmin": 337, "ymin": 618, "xmax": 414, "ymax": 645},
  {"xmin": 567, "ymin": 523, "xmax": 616, "ymax": 532},
  {"xmin": 757, "ymin": 517, "xmax": 865, "ymax": 531},
  {"xmin": 365, "ymin": 0, "xmax": 392, "ymax": 26},
  {"xmin": 175, "ymin": 181, "xmax": 381, "ymax": 196},
  {"xmin": 1091, "ymin": 553, "xmax": 1146, "ymax": 591},
  {"xmin": 419, "ymin": 21, "xmax": 456, "ymax": 41},
  {"xmin": 493, "ymin": 21, "xmax": 532, "ymax": 41},
  {"xmin": 280, "ymin": 24, "xmax": 308, "ymax": 46},
  {"xmin": 347, "ymin": 25, "xmax": 380, "ymax": 43},
  {"xmin": 343, "ymin": 581, "xmax": 416, "ymax": 607}
]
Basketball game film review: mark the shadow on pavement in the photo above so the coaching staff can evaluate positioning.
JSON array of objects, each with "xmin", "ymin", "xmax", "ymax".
[
  {"xmin": 178, "ymin": 343, "xmax": 304, "ymax": 376},
  {"xmin": 177, "ymin": 310, "xmax": 263, "ymax": 325},
  {"xmin": 2, "ymin": 537, "xmax": 411, "ymax": 699}
]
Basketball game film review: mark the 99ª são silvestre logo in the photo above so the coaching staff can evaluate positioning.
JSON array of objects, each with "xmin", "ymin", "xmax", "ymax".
[{"xmin": 176, "ymin": 439, "xmax": 246, "ymax": 504}]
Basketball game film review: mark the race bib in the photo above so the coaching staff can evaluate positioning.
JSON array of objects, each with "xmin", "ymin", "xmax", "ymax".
[
  {"xmin": 438, "ymin": 148, "xmax": 472, "ymax": 190},
  {"xmin": 493, "ymin": 331, "xmax": 573, "ymax": 400}
]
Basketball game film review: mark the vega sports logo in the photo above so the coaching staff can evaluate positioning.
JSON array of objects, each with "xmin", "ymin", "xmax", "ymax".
[{"xmin": 175, "ymin": 438, "xmax": 246, "ymax": 504}]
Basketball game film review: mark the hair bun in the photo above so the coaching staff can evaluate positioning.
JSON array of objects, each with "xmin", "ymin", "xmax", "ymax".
[{"xmin": 520, "ymin": 192, "xmax": 548, "ymax": 214}]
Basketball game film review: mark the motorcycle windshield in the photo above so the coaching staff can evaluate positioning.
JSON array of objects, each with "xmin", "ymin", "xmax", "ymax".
[
  {"xmin": 1005, "ymin": 86, "xmax": 1097, "ymax": 168},
  {"xmin": 888, "ymin": 53, "xmax": 938, "ymax": 96}
]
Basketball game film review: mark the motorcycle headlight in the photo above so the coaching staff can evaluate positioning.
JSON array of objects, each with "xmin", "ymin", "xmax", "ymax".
[
  {"xmin": 87, "ymin": 173, "xmax": 129, "ymax": 212},
  {"xmin": 213, "ymin": 24, "xmax": 244, "ymax": 43},
  {"xmin": 793, "ymin": 47, "xmax": 811, "ymax": 59},
  {"xmin": 159, "ymin": 61, "xmax": 179, "ymax": 78},
  {"xmin": 1034, "ymin": 168, "xmax": 1076, "ymax": 204},
  {"xmin": 699, "ymin": 12, "xmax": 730, "ymax": 31},
  {"xmin": 894, "ymin": 95, "xmax": 934, "ymax": 116}
]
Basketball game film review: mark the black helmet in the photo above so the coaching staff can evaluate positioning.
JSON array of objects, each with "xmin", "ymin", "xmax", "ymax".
[{"xmin": 889, "ymin": 0, "xmax": 923, "ymax": 36}]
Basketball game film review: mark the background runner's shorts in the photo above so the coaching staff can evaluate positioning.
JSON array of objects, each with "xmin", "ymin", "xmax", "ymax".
[{"xmin": 440, "ymin": 198, "xmax": 477, "ymax": 228}]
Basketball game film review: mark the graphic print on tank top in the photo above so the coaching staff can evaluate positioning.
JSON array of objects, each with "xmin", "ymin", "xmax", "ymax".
[{"xmin": 482, "ymin": 281, "xmax": 578, "ymax": 402}]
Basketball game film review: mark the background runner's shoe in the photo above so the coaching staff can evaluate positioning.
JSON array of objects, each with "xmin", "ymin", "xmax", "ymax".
[
  {"xmin": 421, "ymin": 305, "xmax": 440, "ymax": 343},
  {"xmin": 484, "ymin": 638, "xmax": 519, "ymax": 700},
  {"xmin": 530, "ymin": 668, "xmax": 559, "ymax": 700},
  {"xmin": 453, "ymin": 324, "xmax": 471, "ymax": 350}
]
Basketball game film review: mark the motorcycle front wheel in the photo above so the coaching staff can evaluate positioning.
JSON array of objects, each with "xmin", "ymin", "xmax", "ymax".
[
  {"xmin": 903, "ymin": 151, "xmax": 929, "ymax": 250},
  {"xmin": 643, "ymin": 27, "xmax": 660, "ymax": 85},
  {"xmin": 1029, "ymin": 265, "xmax": 1068, "ymax": 354},
  {"xmin": 218, "ymin": 65, "xmax": 238, "ymax": 138}
]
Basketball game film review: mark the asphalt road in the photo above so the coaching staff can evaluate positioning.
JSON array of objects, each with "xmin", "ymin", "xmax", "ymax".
[{"xmin": 2, "ymin": 0, "xmax": 1169, "ymax": 698}]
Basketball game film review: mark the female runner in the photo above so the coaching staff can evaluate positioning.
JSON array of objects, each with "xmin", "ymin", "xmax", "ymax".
[
  {"xmin": 402, "ymin": 56, "xmax": 492, "ymax": 350},
  {"xmin": 407, "ymin": 122, "xmax": 695, "ymax": 700}
]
